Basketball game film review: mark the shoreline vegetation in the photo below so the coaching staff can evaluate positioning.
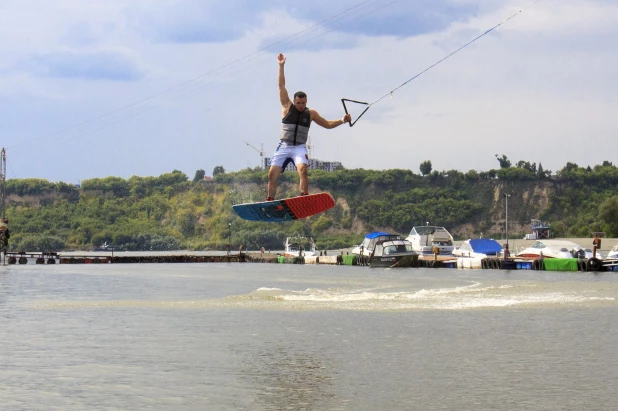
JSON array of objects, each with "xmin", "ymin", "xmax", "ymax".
[{"xmin": 3, "ymin": 157, "xmax": 618, "ymax": 253}]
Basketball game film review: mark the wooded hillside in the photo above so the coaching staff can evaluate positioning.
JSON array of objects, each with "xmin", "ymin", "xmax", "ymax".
[{"xmin": 4, "ymin": 159, "xmax": 618, "ymax": 251}]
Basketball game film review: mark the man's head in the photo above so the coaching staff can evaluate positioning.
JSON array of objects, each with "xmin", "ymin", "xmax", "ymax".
[{"xmin": 293, "ymin": 91, "xmax": 307, "ymax": 112}]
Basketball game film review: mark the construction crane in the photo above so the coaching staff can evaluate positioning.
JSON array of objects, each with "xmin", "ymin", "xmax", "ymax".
[
  {"xmin": 244, "ymin": 141, "xmax": 265, "ymax": 169},
  {"xmin": 0, "ymin": 148, "xmax": 5, "ymax": 218},
  {"xmin": 306, "ymin": 135, "xmax": 313, "ymax": 159},
  {"xmin": 0, "ymin": 148, "xmax": 7, "ymax": 252}
]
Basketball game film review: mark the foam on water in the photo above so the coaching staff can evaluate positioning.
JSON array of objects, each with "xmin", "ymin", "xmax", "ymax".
[
  {"xmin": 238, "ymin": 282, "xmax": 616, "ymax": 310},
  {"xmin": 28, "ymin": 280, "xmax": 617, "ymax": 312}
]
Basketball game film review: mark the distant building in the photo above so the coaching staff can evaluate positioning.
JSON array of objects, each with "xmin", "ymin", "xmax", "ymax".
[
  {"xmin": 523, "ymin": 219, "xmax": 552, "ymax": 240},
  {"xmin": 263, "ymin": 157, "xmax": 342, "ymax": 172}
]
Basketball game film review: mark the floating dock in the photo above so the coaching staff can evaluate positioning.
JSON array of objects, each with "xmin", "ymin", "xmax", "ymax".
[
  {"xmin": 3, "ymin": 251, "xmax": 247, "ymax": 265},
  {"xmin": 3, "ymin": 251, "xmax": 617, "ymax": 272}
]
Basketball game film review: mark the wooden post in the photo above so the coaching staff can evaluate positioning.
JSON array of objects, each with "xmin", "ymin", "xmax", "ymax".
[{"xmin": 592, "ymin": 237, "xmax": 601, "ymax": 259}]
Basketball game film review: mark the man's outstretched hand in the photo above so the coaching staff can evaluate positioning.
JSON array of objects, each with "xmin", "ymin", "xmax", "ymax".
[
  {"xmin": 278, "ymin": 53, "xmax": 286, "ymax": 65},
  {"xmin": 343, "ymin": 113, "xmax": 352, "ymax": 123}
]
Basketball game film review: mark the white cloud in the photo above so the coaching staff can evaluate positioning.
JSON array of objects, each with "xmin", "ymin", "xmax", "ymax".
[
  {"xmin": 1, "ymin": 0, "xmax": 616, "ymax": 182},
  {"xmin": 19, "ymin": 48, "xmax": 145, "ymax": 81}
]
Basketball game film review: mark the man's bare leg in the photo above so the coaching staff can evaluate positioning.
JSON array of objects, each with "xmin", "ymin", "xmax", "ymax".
[
  {"xmin": 297, "ymin": 163, "xmax": 309, "ymax": 194},
  {"xmin": 267, "ymin": 166, "xmax": 283, "ymax": 199}
]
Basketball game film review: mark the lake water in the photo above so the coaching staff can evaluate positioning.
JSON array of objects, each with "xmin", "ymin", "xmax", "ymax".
[{"xmin": 2, "ymin": 262, "xmax": 618, "ymax": 410}]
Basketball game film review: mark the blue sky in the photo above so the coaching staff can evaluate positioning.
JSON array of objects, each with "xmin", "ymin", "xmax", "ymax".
[{"xmin": 1, "ymin": 0, "xmax": 616, "ymax": 183}]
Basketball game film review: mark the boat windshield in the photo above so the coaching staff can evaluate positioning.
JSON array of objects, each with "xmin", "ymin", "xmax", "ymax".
[
  {"xmin": 412, "ymin": 226, "xmax": 436, "ymax": 235},
  {"xmin": 531, "ymin": 241, "xmax": 547, "ymax": 249},
  {"xmin": 384, "ymin": 244, "xmax": 413, "ymax": 254},
  {"xmin": 410, "ymin": 226, "xmax": 449, "ymax": 236},
  {"xmin": 373, "ymin": 235, "xmax": 400, "ymax": 243},
  {"xmin": 458, "ymin": 243, "xmax": 472, "ymax": 252},
  {"xmin": 287, "ymin": 237, "xmax": 315, "ymax": 251}
]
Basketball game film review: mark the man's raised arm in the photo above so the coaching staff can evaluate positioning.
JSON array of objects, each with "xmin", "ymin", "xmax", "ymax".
[
  {"xmin": 278, "ymin": 53, "xmax": 291, "ymax": 108},
  {"xmin": 311, "ymin": 111, "xmax": 352, "ymax": 129}
]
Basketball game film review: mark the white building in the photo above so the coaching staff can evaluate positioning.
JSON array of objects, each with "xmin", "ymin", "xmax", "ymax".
[{"xmin": 264, "ymin": 158, "xmax": 342, "ymax": 172}]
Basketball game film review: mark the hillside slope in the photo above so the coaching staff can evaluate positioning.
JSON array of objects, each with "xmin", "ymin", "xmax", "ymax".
[{"xmin": 3, "ymin": 164, "xmax": 618, "ymax": 251}]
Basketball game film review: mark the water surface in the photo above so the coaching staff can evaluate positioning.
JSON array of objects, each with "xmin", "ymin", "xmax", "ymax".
[{"xmin": 2, "ymin": 263, "xmax": 618, "ymax": 410}]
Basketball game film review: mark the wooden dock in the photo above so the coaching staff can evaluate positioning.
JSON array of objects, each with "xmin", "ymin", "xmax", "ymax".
[
  {"xmin": 3, "ymin": 251, "xmax": 248, "ymax": 265},
  {"xmin": 3, "ymin": 251, "xmax": 617, "ymax": 272}
]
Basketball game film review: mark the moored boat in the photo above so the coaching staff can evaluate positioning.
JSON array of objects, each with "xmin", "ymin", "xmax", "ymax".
[
  {"xmin": 405, "ymin": 225, "xmax": 455, "ymax": 256},
  {"xmin": 453, "ymin": 238, "xmax": 503, "ymax": 269},
  {"xmin": 284, "ymin": 236, "xmax": 316, "ymax": 257},
  {"xmin": 607, "ymin": 245, "xmax": 618, "ymax": 260},
  {"xmin": 92, "ymin": 241, "xmax": 122, "ymax": 252},
  {"xmin": 453, "ymin": 238, "xmax": 503, "ymax": 258},
  {"xmin": 352, "ymin": 232, "xmax": 417, "ymax": 268},
  {"xmin": 515, "ymin": 239, "xmax": 586, "ymax": 259}
]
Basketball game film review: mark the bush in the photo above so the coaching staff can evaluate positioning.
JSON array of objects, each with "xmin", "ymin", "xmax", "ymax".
[
  {"xmin": 10, "ymin": 234, "xmax": 66, "ymax": 252},
  {"xmin": 234, "ymin": 229, "xmax": 286, "ymax": 250},
  {"xmin": 312, "ymin": 216, "xmax": 334, "ymax": 233}
]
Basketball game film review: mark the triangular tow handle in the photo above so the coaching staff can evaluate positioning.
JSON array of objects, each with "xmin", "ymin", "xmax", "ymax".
[{"xmin": 341, "ymin": 98, "xmax": 370, "ymax": 127}]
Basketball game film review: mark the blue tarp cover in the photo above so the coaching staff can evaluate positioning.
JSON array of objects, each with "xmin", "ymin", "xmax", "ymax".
[
  {"xmin": 469, "ymin": 239, "xmax": 503, "ymax": 254},
  {"xmin": 365, "ymin": 231, "xmax": 391, "ymax": 239}
]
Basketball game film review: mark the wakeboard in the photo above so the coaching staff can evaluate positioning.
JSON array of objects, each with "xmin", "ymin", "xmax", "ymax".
[{"xmin": 233, "ymin": 193, "xmax": 335, "ymax": 222}]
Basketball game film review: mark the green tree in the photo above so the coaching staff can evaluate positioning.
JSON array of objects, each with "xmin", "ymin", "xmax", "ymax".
[
  {"xmin": 177, "ymin": 211, "xmax": 196, "ymax": 237},
  {"xmin": 193, "ymin": 169, "xmax": 205, "ymax": 183},
  {"xmin": 213, "ymin": 166, "xmax": 226, "ymax": 176},
  {"xmin": 550, "ymin": 221, "xmax": 567, "ymax": 237},
  {"xmin": 537, "ymin": 163, "xmax": 547, "ymax": 179},
  {"xmin": 516, "ymin": 161, "xmax": 536, "ymax": 173},
  {"xmin": 465, "ymin": 170, "xmax": 479, "ymax": 180},
  {"xmin": 13, "ymin": 234, "xmax": 66, "ymax": 252},
  {"xmin": 235, "ymin": 229, "xmax": 285, "ymax": 250},
  {"xmin": 419, "ymin": 160, "xmax": 432, "ymax": 176},
  {"xmin": 311, "ymin": 216, "xmax": 334, "ymax": 233},
  {"xmin": 156, "ymin": 171, "xmax": 189, "ymax": 187},
  {"xmin": 6, "ymin": 178, "xmax": 56, "ymax": 196},
  {"xmin": 495, "ymin": 154, "xmax": 511, "ymax": 169},
  {"xmin": 599, "ymin": 196, "xmax": 618, "ymax": 236}
]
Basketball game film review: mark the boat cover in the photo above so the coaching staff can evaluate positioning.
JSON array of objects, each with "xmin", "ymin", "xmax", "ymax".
[
  {"xmin": 542, "ymin": 258, "xmax": 579, "ymax": 271},
  {"xmin": 469, "ymin": 239, "xmax": 503, "ymax": 254},
  {"xmin": 364, "ymin": 231, "xmax": 391, "ymax": 239}
]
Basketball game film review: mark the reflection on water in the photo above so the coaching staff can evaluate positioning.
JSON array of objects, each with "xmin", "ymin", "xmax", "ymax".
[{"xmin": 234, "ymin": 342, "xmax": 334, "ymax": 410}]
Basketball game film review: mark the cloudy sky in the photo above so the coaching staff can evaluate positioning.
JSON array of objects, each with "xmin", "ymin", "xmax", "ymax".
[{"xmin": 1, "ymin": 0, "xmax": 616, "ymax": 183}]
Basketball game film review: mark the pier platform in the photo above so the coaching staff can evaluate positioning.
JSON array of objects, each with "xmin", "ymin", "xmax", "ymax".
[{"xmin": 3, "ymin": 251, "xmax": 617, "ymax": 272}]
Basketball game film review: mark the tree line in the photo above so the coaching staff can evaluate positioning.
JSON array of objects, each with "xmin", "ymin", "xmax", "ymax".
[{"xmin": 3, "ymin": 158, "xmax": 618, "ymax": 252}]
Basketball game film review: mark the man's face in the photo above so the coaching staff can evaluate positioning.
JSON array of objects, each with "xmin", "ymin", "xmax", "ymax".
[{"xmin": 293, "ymin": 96, "xmax": 307, "ymax": 112}]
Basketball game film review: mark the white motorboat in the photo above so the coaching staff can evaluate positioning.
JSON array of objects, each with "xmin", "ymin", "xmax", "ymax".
[
  {"xmin": 92, "ymin": 241, "xmax": 122, "ymax": 252},
  {"xmin": 352, "ymin": 232, "xmax": 417, "ymax": 267},
  {"xmin": 405, "ymin": 225, "xmax": 455, "ymax": 255},
  {"xmin": 582, "ymin": 248, "xmax": 597, "ymax": 259},
  {"xmin": 607, "ymin": 245, "xmax": 618, "ymax": 260},
  {"xmin": 453, "ymin": 239, "xmax": 503, "ymax": 258},
  {"xmin": 453, "ymin": 238, "xmax": 503, "ymax": 269},
  {"xmin": 284, "ymin": 236, "xmax": 316, "ymax": 257},
  {"xmin": 515, "ymin": 240, "xmax": 586, "ymax": 259},
  {"xmin": 352, "ymin": 232, "xmax": 398, "ymax": 257}
]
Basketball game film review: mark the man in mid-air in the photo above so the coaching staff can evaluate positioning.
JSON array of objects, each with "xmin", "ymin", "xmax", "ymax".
[{"xmin": 265, "ymin": 53, "xmax": 351, "ymax": 201}]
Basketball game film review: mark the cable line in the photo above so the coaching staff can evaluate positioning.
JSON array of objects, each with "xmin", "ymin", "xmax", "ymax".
[
  {"xmin": 342, "ymin": 0, "xmax": 545, "ymax": 127},
  {"xmin": 9, "ymin": 0, "xmax": 397, "ymax": 149}
]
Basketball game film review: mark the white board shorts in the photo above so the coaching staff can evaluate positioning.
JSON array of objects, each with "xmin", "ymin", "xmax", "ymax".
[{"xmin": 269, "ymin": 142, "xmax": 309, "ymax": 168}]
